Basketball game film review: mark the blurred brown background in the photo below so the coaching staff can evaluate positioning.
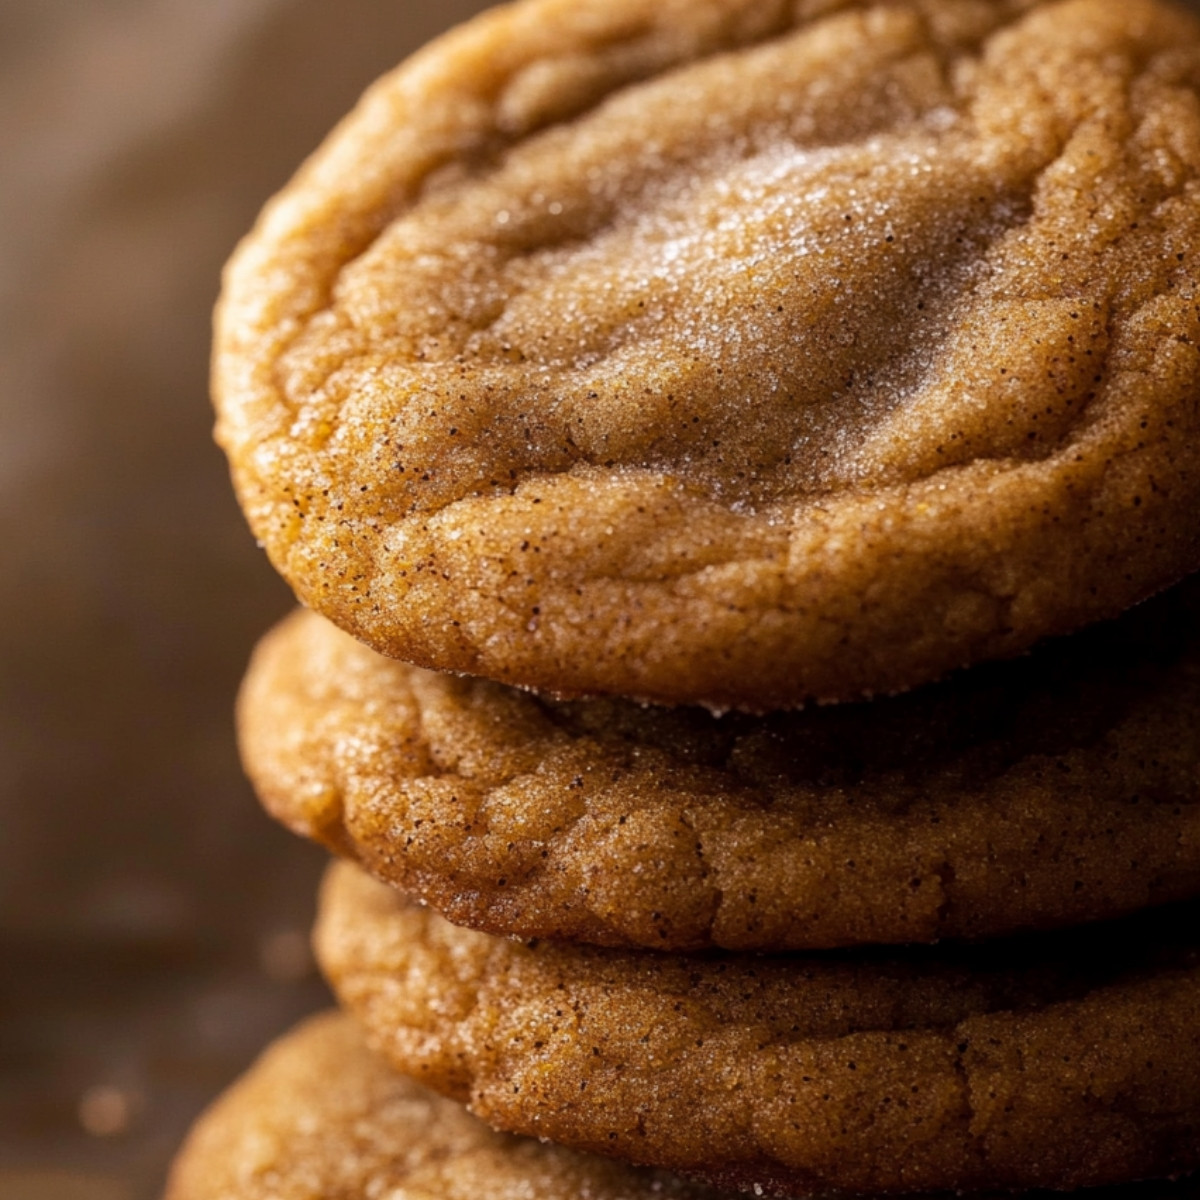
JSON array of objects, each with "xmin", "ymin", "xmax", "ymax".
[{"xmin": 0, "ymin": 2, "xmax": 489, "ymax": 1197}]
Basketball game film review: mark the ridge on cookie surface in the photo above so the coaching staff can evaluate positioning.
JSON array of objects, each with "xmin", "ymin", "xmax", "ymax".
[{"xmin": 215, "ymin": 0, "xmax": 1200, "ymax": 708}]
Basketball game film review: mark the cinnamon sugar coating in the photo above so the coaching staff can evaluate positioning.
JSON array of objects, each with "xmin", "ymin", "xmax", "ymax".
[
  {"xmin": 317, "ymin": 862, "xmax": 1200, "ymax": 1196},
  {"xmin": 164, "ymin": 1011, "xmax": 726, "ymax": 1200},
  {"xmin": 242, "ymin": 578, "xmax": 1200, "ymax": 951},
  {"xmin": 216, "ymin": 0, "xmax": 1200, "ymax": 708}
]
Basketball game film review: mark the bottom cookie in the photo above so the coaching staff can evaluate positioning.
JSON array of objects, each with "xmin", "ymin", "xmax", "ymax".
[{"xmin": 167, "ymin": 1010, "xmax": 1199, "ymax": 1200}]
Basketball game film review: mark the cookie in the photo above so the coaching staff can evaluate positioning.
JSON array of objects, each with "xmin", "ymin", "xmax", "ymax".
[
  {"xmin": 163, "ymin": 1010, "xmax": 726, "ymax": 1200},
  {"xmin": 241, "ymin": 576, "xmax": 1200, "ymax": 951},
  {"xmin": 214, "ymin": 0, "xmax": 1200, "ymax": 709},
  {"xmin": 161, "ymin": 1009, "xmax": 1200, "ymax": 1200},
  {"xmin": 317, "ymin": 861, "xmax": 1200, "ymax": 1196}
]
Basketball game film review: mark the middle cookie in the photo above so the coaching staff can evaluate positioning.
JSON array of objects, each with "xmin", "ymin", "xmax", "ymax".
[{"xmin": 241, "ymin": 577, "xmax": 1200, "ymax": 951}]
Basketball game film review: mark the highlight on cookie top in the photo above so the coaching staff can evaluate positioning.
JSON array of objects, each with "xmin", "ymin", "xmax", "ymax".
[{"xmin": 215, "ymin": 0, "xmax": 1200, "ymax": 709}]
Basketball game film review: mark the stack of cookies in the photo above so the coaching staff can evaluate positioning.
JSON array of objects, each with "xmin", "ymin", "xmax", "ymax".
[{"xmin": 168, "ymin": 0, "xmax": 1200, "ymax": 1195}]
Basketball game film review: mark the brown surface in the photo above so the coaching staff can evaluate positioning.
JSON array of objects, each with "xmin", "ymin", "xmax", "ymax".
[
  {"xmin": 217, "ymin": 0, "xmax": 1200, "ymax": 709},
  {"xmin": 318, "ymin": 862, "xmax": 1200, "ymax": 1195},
  {"xmin": 1, "ymin": 936, "xmax": 330, "ymax": 1200},
  {"xmin": 0, "ymin": 1, "xmax": 489, "ymax": 1196},
  {"xmin": 244, "ymin": 576, "xmax": 1200, "ymax": 950},
  {"xmin": 166, "ymin": 1011, "xmax": 729, "ymax": 1200}
]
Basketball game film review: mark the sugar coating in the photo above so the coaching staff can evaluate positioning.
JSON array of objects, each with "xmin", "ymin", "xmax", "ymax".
[
  {"xmin": 242, "ymin": 578, "xmax": 1200, "ymax": 951},
  {"xmin": 216, "ymin": 0, "xmax": 1200, "ymax": 708},
  {"xmin": 163, "ymin": 1011, "xmax": 728, "ymax": 1200},
  {"xmin": 317, "ymin": 862, "xmax": 1200, "ymax": 1195}
]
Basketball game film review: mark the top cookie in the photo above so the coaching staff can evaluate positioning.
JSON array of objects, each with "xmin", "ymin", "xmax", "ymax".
[{"xmin": 216, "ymin": 0, "xmax": 1200, "ymax": 709}]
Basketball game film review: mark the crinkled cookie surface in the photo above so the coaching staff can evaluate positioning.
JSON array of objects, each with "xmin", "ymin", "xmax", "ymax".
[
  {"xmin": 164, "ymin": 1011, "xmax": 727, "ymax": 1200},
  {"xmin": 241, "ymin": 576, "xmax": 1200, "ymax": 951},
  {"xmin": 160, "ymin": 1008, "xmax": 1200, "ymax": 1200},
  {"xmin": 217, "ymin": 0, "xmax": 1200, "ymax": 707},
  {"xmin": 318, "ymin": 863, "xmax": 1200, "ymax": 1197}
]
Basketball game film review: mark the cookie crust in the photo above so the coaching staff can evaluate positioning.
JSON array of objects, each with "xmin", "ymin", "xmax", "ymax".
[
  {"xmin": 242, "ymin": 578, "xmax": 1200, "ymax": 951},
  {"xmin": 216, "ymin": 0, "xmax": 1200, "ymax": 708},
  {"xmin": 317, "ymin": 863, "xmax": 1200, "ymax": 1196},
  {"xmin": 164, "ymin": 1011, "xmax": 727, "ymax": 1200}
]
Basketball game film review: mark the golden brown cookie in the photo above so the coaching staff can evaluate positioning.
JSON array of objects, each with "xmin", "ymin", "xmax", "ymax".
[
  {"xmin": 215, "ymin": 0, "xmax": 1200, "ymax": 709},
  {"xmin": 242, "ymin": 576, "xmax": 1200, "ymax": 951},
  {"xmin": 317, "ymin": 861, "xmax": 1200, "ymax": 1196},
  {"xmin": 163, "ymin": 1010, "xmax": 727, "ymax": 1200},
  {"xmin": 161, "ymin": 1009, "xmax": 1200, "ymax": 1200}
]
